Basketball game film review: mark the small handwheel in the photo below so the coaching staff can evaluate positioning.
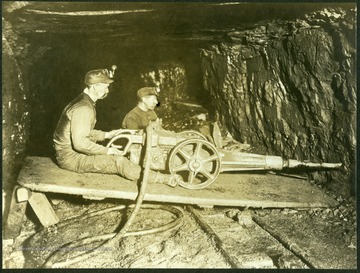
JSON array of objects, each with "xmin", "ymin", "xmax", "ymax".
[
  {"xmin": 106, "ymin": 131, "xmax": 139, "ymax": 155},
  {"xmin": 106, "ymin": 135, "xmax": 123, "ymax": 149},
  {"xmin": 178, "ymin": 130, "xmax": 207, "ymax": 140},
  {"xmin": 168, "ymin": 139, "xmax": 221, "ymax": 189}
]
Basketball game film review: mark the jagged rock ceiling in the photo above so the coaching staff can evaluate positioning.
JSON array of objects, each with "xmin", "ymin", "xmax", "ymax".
[{"xmin": 3, "ymin": 2, "xmax": 354, "ymax": 46}]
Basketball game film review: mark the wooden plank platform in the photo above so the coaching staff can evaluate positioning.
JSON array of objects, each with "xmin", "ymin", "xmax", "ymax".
[{"xmin": 17, "ymin": 156, "xmax": 337, "ymax": 208}]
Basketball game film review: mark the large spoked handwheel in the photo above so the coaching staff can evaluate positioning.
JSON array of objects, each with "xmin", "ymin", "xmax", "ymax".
[{"xmin": 168, "ymin": 139, "xmax": 221, "ymax": 189}]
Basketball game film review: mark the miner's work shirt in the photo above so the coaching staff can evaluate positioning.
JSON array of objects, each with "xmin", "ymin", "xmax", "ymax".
[
  {"xmin": 53, "ymin": 92, "xmax": 108, "ymax": 155},
  {"xmin": 122, "ymin": 106, "xmax": 158, "ymax": 130},
  {"xmin": 53, "ymin": 92, "xmax": 142, "ymax": 180}
]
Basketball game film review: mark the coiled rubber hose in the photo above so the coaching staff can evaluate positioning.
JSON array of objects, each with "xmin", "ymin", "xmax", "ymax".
[{"xmin": 42, "ymin": 124, "xmax": 183, "ymax": 268}]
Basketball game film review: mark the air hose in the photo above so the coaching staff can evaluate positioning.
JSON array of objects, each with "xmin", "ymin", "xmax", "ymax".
[{"xmin": 42, "ymin": 124, "xmax": 183, "ymax": 268}]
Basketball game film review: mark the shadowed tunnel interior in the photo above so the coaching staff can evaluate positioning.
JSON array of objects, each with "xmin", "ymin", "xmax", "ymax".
[{"xmin": 2, "ymin": 2, "xmax": 356, "ymax": 201}]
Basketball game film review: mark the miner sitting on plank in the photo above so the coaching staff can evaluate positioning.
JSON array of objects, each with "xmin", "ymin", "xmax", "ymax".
[{"xmin": 53, "ymin": 69, "xmax": 181, "ymax": 187}]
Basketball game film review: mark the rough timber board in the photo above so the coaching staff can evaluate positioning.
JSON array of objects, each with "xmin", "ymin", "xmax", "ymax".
[{"xmin": 17, "ymin": 156, "xmax": 337, "ymax": 208}]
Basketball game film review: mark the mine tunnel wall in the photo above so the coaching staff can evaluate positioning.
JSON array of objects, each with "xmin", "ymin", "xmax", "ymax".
[
  {"xmin": 1, "ymin": 6, "xmax": 356, "ymax": 219},
  {"xmin": 2, "ymin": 37, "xmax": 31, "ymax": 192},
  {"xmin": 200, "ymin": 9, "xmax": 356, "ymax": 196}
]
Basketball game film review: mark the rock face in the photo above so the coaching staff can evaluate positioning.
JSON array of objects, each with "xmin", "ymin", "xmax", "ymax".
[
  {"xmin": 200, "ymin": 8, "xmax": 356, "ymax": 195},
  {"xmin": 2, "ymin": 23, "xmax": 31, "ymax": 191},
  {"xmin": 140, "ymin": 63, "xmax": 188, "ymax": 105}
]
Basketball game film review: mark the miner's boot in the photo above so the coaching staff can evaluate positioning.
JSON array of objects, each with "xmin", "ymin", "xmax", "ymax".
[{"xmin": 151, "ymin": 171, "xmax": 182, "ymax": 187}]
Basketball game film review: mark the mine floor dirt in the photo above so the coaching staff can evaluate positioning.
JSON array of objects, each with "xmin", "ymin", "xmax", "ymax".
[{"xmin": 2, "ymin": 191, "xmax": 356, "ymax": 269}]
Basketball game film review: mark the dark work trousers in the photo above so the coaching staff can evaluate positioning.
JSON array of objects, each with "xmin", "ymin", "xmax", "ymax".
[{"xmin": 55, "ymin": 148, "xmax": 142, "ymax": 181}]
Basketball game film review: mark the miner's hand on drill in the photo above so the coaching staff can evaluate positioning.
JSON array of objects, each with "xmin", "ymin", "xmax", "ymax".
[
  {"xmin": 105, "ymin": 129, "xmax": 124, "ymax": 139},
  {"xmin": 107, "ymin": 147, "xmax": 123, "ymax": 155}
]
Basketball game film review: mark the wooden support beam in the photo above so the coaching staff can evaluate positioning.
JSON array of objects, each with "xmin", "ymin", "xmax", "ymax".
[
  {"xmin": 3, "ymin": 186, "xmax": 27, "ymax": 239},
  {"xmin": 27, "ymin": 192, "xmax": 59, "ymax": 227},
  {"xmin": 16, "ymin": 187, "xmax": 32, "ymax": 202}
]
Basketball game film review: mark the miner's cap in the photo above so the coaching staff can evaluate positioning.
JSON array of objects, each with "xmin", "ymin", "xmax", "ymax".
[
  {"xmin": 137, "ymin": 87, "xmax": 159, "ymax": 99},
  {"xmin": 85, "ymin": 69, "xmax": 114, "ymax": 86}
]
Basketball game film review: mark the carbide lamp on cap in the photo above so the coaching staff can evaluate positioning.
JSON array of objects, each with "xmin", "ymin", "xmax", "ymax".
[
  {"xmin": 84, "ymin": 69, "xmax": 114, "ymax": 85},
  {"xmin": 109, "ymin": 65, "xmax": 117, "ymax": 78}
]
